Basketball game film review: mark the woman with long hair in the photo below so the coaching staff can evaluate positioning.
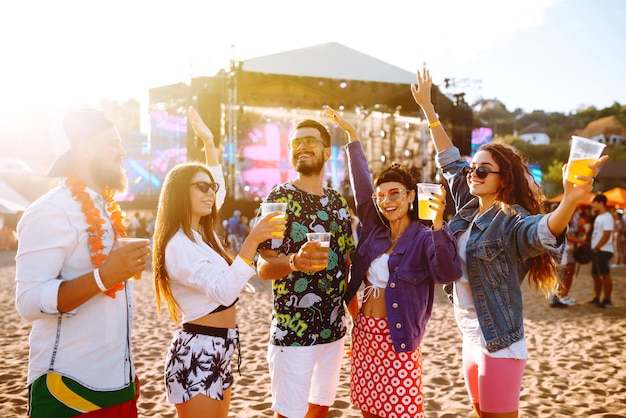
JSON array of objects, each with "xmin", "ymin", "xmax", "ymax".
[
  {"xmin": 411, "ymin": 68, "xmax": 607, "ymax": 417},
  {"xmin": 325, "ymin": 106, "xmax": 462, "ymax": 417},
  {"xmin": 152, "ymin": 107, "xmax": 284, "ymax": 418}
]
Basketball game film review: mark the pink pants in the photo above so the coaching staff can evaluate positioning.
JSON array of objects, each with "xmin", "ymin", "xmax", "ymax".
[{"xmin": 462, "ymin": 339, "xmax": 526, "ymax": 413}]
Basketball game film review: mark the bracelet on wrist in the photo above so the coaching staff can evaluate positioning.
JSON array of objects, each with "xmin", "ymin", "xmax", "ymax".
[
  {"xmin": 239, "ymin": 255, "xmax": 255, "ymax": 266},
  {"xmin": 428, "ymin": 120, "xmax": 441, "ymax": 129},
  {"xmin": 289, "ymin": 253, "xmax": 299, "ymax": 271},
  {"xmin": 93, "ymin": 268, "xmax": 108, "ymax": 293}
]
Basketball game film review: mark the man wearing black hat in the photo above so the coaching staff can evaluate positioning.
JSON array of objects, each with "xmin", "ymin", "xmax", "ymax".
[{"xmin": 15, "ymin": 109, "xmax": 151, "ymax": 417}]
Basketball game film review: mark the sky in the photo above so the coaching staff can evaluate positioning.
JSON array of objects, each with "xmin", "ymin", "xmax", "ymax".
[{"xmin": 1, "ymin": 0, "xmax": 625, "ymax": 128}]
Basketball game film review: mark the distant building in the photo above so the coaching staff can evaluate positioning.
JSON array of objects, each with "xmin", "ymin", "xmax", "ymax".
[
  {"xmin": 574, "ymin": 115, "xmax": 626, "ymax": 146},
  {"xmin": 519, "ymin": 123, "xmax": 550, "ymax": 145}
]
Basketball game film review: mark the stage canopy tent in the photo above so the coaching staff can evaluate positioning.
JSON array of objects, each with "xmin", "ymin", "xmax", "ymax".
[
  {"xmin": 233, "ymin": 42, "xmax": 453, "ymax": 114},
  {"xmin": 149, "ymin": 42, "xmax": 456, "ymax": 123},
  {"xmin": 243, "ymin": 42, "xmax": 417, "ymax": 84},
  {"xmin": 147, "ymin": 43, "xmax": 470, "ymax": 203}
]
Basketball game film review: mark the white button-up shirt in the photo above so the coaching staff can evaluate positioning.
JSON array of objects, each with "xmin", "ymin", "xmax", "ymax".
[{"xmin": 16, "ymin": 180, "xmax": 134, "ymax": 389}]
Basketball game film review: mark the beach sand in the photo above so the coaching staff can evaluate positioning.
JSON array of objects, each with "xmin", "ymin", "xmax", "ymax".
[{"xmin": 1, "ymin": 249, "xmax": 625, "ymax": 417}]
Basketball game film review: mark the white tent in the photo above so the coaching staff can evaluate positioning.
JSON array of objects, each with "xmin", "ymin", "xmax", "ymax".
[{"xmin": 242, "ymin": 42, "xmax": 416, "ymax": 85}]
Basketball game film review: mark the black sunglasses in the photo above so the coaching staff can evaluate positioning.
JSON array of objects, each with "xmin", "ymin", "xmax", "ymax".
[
  {"xmin": 462, "ymin": 165, "xmax": 501, "ymax": 179},
  {"xmin": 191, "ymin": 181, "xmax": 219, "ymax": 193}
]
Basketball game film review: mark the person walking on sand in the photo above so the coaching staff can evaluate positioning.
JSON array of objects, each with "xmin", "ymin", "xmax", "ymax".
[
  {"xmin": 325, "ymin": 105, "xmax": 462, "ymax": 417},
  {"xmin": 256, "ymin": 118, "xmax": 356, "ymax": 418},
  {"xmin": 15, "ymin": 109, "xmax": 151, "ymax": 417},
  {"xmin": 152, "ymin": 107, "xmax": 284, "ymax": 418},
  {"xmin": 589, "ymin": 193, "xmax": 614, "ymax": 308},
  {"xmin": 411, "ymin": 67, "xmax": 606, "ymax": 418},
  {"xmin": 551, "ymin": 212, "xmax": 589, "ymax": 307}
]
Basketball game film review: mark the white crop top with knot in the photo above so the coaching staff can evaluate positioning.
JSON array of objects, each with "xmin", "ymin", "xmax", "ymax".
[{"xmin": 363, "ymin": 252, "xmax": 390, "ymax": 302}]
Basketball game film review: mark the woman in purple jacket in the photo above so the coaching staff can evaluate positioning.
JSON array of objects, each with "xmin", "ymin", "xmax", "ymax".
[{"xmin": 324, "ymin": 106, "xmax": 462, "ymax": 417}]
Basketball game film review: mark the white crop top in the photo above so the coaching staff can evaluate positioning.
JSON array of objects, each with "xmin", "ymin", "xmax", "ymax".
[{"xmin": 363, "ymin": 253, "xmax": 389, "ymax": 301}]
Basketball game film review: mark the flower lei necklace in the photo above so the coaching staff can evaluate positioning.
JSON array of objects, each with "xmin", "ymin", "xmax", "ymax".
[{"xmin": 66, "ymin": 173, "xmax": 127, "ymax": 298}]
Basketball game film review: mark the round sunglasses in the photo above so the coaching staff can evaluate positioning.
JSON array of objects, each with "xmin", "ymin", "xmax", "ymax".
[
  {"xmin": 462, "ymin": 165, "xmax": 501, "ymax": 179},
  {"xmin": 371, "ymin": 188, "xmax": 410, "ymax": 204}
]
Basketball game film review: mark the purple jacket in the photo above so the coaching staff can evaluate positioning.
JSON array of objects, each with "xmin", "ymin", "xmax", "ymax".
[{"xmin": 344, "ymin": 141, "xmax": 462, "ymax": 352}]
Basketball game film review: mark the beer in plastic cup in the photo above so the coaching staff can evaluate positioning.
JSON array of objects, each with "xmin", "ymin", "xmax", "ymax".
[
  {"xmin": 417, "ymin": 183, "xmax": 443, "ymax": 220},
  {"xmin": 116, "ymin": 237, "xmax": 151, "ymax": 280},
  {"xmin": 565, "ymin": 136, "xmax": 606, "ymax": 184},
  {"xmin": 306, "ymin": 232, "xmax": 331, "ymax": 269},
  {"xmin": 261, "ymin": 202, "xmax": 287, "ymax": 237}
]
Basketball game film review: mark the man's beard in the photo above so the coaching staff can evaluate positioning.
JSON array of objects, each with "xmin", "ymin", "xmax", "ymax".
[
  {"xmin": 292, "ymin": 153, "xmax": 326, "ymax": 176},
  {"xmin": 91, "ymin": 159, "xmax": 128, "ymax": 194}
]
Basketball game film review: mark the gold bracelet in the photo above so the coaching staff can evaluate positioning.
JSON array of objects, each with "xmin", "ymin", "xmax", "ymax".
[
  {"xmin": 289, "ymin": 253, "xmax": 299, "ymax": 271},
  {"xmin": 429, "ymin": 120, "xmax": 441, "ymax": 129},
  {"xmin": 239, "ymin": 255, "xmax": 254, "ymax": 266}
]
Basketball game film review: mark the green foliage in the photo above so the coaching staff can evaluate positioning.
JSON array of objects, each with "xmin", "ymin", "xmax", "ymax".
[
  {"xmin": 473, "ymin": 100, "xmax": 626, "ymax": 197},
  {"xmin": 545, "ymin": 160, "xmax": 567, "ymax": 196},
  {"xmin": 475, "ymin": 100, "xmax": 626, "ymax": 142}
]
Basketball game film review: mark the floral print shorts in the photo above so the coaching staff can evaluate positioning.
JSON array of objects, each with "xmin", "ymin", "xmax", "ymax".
[{"xmin": 165, "ymin": 325, "xmax": 239, "ymax": 404}]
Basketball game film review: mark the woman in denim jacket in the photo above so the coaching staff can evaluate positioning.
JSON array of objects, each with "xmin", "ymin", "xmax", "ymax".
[
  {"xmin": 410, "ymin": 69, "xmax": 607, "ymax": 418},
  {"xmin": 324, "ymin": 106, "xmax": 462, "ymax": 417}
]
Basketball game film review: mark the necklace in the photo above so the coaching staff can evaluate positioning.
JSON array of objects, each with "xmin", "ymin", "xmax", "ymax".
[
  {"xmin": 66, "ymin": 173, "xmax": 127, "ymax": 298},
  {"xmin": 389, "ymin": 218, "xmax": 409, "ymax": 243}
]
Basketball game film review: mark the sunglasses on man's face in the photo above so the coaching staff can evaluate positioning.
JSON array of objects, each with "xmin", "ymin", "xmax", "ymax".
[
  {"xmin": 191, "ymin": 181, "xmax": 219, "ymax": 194},
  {"xmin": 462, "ymin": 165, "xmax": 501, "ymax": 179},
  {"xmin": 288, "ymin": 137, "xmax": 326, "ymax": 150}
]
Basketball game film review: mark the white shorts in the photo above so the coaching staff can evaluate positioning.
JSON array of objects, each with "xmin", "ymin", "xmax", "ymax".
[{"xmin": 267, "ymin": 338, "xmax": 345, "ymax": 418}]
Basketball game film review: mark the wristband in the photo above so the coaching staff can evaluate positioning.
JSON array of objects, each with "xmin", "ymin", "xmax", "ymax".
[
  {"xmin": 429, "ymin": 120, "xmax": 441, "ymax": 129},
  {"xmin": 289, "ymin": 253, "xmax": 299, "ymax": 271},
  {"xmin": 239, "ymin": 255, "xmax": 255, "ymax": 266},
  {"xmin": 93, "ymin": 268, "xmax": 108, "ymax": 292}
]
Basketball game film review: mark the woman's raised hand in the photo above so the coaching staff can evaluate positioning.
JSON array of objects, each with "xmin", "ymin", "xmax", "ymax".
[
  {"xmin": 324, "ymin": 105, "xmax": 357, "ymax": 140},
  {"xmin": 562, "ymin": 155, "xmax": 609, "ymax": 202},
  {"xmin": 248, "ymin": 211, "xmax": 287, "ymax": 245},
  {"xmin": 430, "ymin": 186, "xmax": 447, "ymax": 231},
  {"xmin": 410, "ymin": 68, "xmax": 433, "ymax": 109},
  {"xmin": 188, "ymin": 106, "xmax": 214, "ymax": 144}
]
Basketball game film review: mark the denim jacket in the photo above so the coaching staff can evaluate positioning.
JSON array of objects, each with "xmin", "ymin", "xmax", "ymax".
[
  {"xmin": 437, "ymin": 147, "xmax": 565, "ymax": 352},
  {"xmin": 344, "ymin": 142, "xmax": 462, "ymax": 353}
]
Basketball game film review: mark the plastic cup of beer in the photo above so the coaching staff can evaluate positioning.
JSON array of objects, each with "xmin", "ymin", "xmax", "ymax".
[
  {"xmin": 261, "ymin": 202, "xmax": 287, "ymax": 237},
  {"xmin": 417, "ymin": 183, "xmax": 443, "ymax": 220},
  {"xmin": 306, "ymin": 232, "xmax": 331, "ymax": 269},
  {"xmin": 116, "ymin": 237, "xmax": 151, "ymax": 279},
  {"xmin": 565, "ymin": 136, "xmax": 606, "ymax": 185}
]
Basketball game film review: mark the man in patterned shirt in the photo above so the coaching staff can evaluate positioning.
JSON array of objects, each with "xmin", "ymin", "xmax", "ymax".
[{"xmin": 257, "ymin": 118, "xmax": 355, "ymax": 418}]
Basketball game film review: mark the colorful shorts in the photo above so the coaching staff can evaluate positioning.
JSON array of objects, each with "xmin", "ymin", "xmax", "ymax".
[
  {"xmin": 28, "ymin": 372, "xmax": 137, "ymax": 418},
  {"xmin": 351, "ymin": 313, "xmax": 424, "ymax": 418},
  {"xmin": 165, "ymin": 324, "xmax": 239, "ymax": 404}
]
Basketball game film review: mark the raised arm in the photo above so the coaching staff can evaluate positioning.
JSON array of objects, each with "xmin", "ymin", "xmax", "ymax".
[
  {"xmin": 324, "ymin": 105, "xmax": 357, "ymax": 142},
  {"xmin": 410, "ymin": 68, "xmax": 454, "ymax": 153},
  {"xmin": 547, "ymin": 157, "xmax": 608, "ymax": 237},
  {"xmin": 188, "ymin": 106, "xmax": 219, "ymax": 166}
]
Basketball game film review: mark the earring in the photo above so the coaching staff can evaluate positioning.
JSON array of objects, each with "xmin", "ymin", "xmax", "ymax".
[{"xmin": 409, "ymin": 201, "xmax": 414, "ymax": 211}]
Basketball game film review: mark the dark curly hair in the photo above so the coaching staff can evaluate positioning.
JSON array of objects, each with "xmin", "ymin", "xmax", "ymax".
[
  {"xmin": 479, "ymin": 142, "xmax": 556, "ymax": 296},
  {"xmin": 373, "ymin": 162, "xmax": 419, "ymax": 221}
]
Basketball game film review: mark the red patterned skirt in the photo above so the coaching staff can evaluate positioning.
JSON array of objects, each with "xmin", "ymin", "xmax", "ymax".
[{"xmin": 350, "ymin": 313, "xmax": 424, "ymax": 418}]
